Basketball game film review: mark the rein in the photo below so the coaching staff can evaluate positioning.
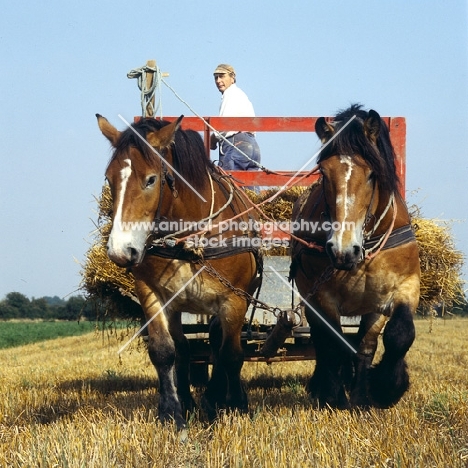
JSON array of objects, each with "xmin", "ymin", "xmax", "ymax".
[
  {"xmin": 202, "ymin": 166, "xmax": 324, "ymax": 251},
  {"xmin": 364, "ymin": 194, "xmax": 397, "ymax": 260}
]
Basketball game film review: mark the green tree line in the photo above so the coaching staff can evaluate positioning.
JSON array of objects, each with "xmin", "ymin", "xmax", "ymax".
[
  {"xmin": 1, "ymin": 291, "xmax": 466, "ymax": 321},
  {"xmin": 0, "ymin": 292, "xmax": 97, "ymax": 321}
]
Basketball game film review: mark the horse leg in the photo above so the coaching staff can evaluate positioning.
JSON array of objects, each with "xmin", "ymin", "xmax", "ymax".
[
  {"xmin": 168, "ymin": 312, "xmax": 196, "ymax": 416},
  {"xmin": 307, "ymin": 309, "xmax": 350, "ymax": 409},
  {"xmin": 202, "ymin": 311, "xmax": 247, "ymax": 420},
  {"xmin": 222, "ymin": 327, "xmax": 248, "ymax": 413},
  {"xmin": 137, "ymin": 288, "xmax": 186, "ymax": 429},
  {"xmin": 349, "ymin": 313, "xmax": 387, "ymax": 407},
  {"xmin": 201, "ymin": 315, "xmax": 227, "ymax": 420},
  {"xmin": 146, "ymin": 327, "xmax": 186, "ymax": 428},
  {"xmin": 369, "ymin": 303, "xmax": 415, "ymax": 407}
]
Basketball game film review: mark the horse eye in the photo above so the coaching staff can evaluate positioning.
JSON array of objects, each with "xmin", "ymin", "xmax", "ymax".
[{"xmin": 146, "ymin": 175, "xmax": 157, "ymax": 188}]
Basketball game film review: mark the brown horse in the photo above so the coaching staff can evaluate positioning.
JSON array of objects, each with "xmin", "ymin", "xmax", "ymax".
[
  {"xmin": 290, "ymin": 105, "xmax": 420, "ymax": 409},
  {"xmin": 97, "ymin": 115, "xmax": 262, "ymax": 428}
]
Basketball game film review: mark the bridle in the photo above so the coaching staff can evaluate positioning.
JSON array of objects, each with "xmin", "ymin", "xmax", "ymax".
[
  {"xmin": 152, "ymin": 159, "xmax": 178, "ymax": 231},
  {"xmin": 320, "ymin": 161, "xmax": 399, "ymax": 263}
]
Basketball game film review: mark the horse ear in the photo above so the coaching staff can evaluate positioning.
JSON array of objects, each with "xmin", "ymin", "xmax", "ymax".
[
  {"xmin": 96, "ymin": 114, "xmax": 121, "ymax": 147},
  {"xmin": 147, "ymin": 115, "xmax": 184, "ymax": 149},
  {"xmin": 364, "ymin": 110, "xmax": 381, "ymax": 143},
  {"xmin": 315, "ymin": 117, "xmax": 335, "ymax": 143}
]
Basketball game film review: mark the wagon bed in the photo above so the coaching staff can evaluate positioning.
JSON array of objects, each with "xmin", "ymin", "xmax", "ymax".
[{"xmin": 184, "ymin": 258, "xmax": 361, "ymax": 366}]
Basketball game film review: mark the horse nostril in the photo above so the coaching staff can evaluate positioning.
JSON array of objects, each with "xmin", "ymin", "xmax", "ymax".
[
  {"xmin": 129, "ymin": 247, "xmax": 139, "ymax": 262},
  {"xmin": 353, "ymin": 245, "xmax": 361, "ymax": 256}
]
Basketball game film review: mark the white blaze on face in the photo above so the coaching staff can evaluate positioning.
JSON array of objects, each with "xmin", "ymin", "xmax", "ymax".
[
  {"xmin": 333, "ymin": 156, "xmax": 355, "ymax": 246},
  {"xmin": 108, "ymin": 159, "xmax": 136, "ymax": 260},
  {"xmin": 114, "ymin": 158, "xmax": 132, "ymax": 229}
]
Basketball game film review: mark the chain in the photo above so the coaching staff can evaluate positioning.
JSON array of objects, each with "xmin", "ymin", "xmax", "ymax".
[
  {"xmin": 196, "ymin": 258, "xmax": 279, "ymax": 314},
  {"xmin": 196, "ymin": 257, "xmax": 335, "ymax": 327}
]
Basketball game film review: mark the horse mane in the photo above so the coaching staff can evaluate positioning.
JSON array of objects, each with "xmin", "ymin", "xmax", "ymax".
[
  {"xmin": 317, "ymin": 104, "xmax": 399, "ymax": 194},
  {"xmin": 112, "ymin": 118, "xmax": 213, "ymax": 192}
]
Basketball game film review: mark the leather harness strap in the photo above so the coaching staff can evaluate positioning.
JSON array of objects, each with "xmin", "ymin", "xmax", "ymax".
[
  {"xmin": 364, "ymin": 224, "xmax": 415, "ymax": 252},
  {"xmin": 146, "ymin": 235, "xmax": 260, "ymax": 260}
]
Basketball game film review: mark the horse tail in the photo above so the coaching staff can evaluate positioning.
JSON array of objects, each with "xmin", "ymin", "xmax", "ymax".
[{"xmin": 369, "ymin": 303, "xmax": 416, "ymax": 407}]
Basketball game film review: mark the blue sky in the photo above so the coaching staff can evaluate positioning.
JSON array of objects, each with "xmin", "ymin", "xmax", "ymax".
[{"xmin": 0, "ymin": 0, "xmax": 467, "ymax": 299}]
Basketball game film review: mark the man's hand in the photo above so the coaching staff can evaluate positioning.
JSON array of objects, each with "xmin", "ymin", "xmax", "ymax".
[{"xmin": 210, "ymin": 133, "xmax": 218, "ymax": 150}]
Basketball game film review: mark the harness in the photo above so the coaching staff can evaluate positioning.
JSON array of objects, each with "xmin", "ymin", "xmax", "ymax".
[
  {"xmin": 292, "ymin": 223, "xmax": 415, "ymax": 258},
  {"xmin": 143, "ymin": 160, "xmax": 268, "ymax": 321},
  {"xmin": 365, "ymin": 224, "xmax": 415, "ymax": 252},
  {"xmin": 147, "ymin": 235, "xmax": 260, "ymax": 260},
  {"xmin": 147, "ymin": 162, "xmax": 261, "ymax": 260}
]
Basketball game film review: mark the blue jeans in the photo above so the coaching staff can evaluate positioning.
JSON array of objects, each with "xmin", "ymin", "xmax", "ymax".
[{"xmin": 219, "ymin": 132, "xmax": 261, "ymax": 170}]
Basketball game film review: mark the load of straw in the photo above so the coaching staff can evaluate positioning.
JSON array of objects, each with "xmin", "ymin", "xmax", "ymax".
[
  {"xmin": 80, "ymin": 185, "xmax": 465, "ymax": 316},
  {"xmin": 244, "ymin": 186, "xmax": 309, "ymax": 222},
  {"xmin": 411, "ymin": 210, "xmax": 465, "ymax": 309}
]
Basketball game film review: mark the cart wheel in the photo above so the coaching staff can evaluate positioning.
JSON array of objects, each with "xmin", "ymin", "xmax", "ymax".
[{"xmin": 190, "ymin": 363, "xmax": 209, "ymax": 387}]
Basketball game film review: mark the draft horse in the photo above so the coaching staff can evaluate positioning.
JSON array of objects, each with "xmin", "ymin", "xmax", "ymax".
[
  {"xmin": 97, "ymin": 115, "xmax": 262, "ymax": 428},
  {"xmin": 290, "ymin": 105, "xmax": 420, "ymax": 409}
]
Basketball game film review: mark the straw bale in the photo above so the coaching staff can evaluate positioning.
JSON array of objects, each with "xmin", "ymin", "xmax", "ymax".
[
  {"xmin": 412, "ymin": 214, "xmax": 465, "ymax": 309},
  {"xmin": 245, "ymin": 186, "xmax": 309, "ymax": 256},
  {"xmin": 245, "ymin": 186, "xmax": 309, "ymax": 221}
]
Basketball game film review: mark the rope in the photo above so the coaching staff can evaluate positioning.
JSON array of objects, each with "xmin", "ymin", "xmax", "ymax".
[{"xmin": 127, "ymin": 65, "xmax": 163, "ymax": 118}]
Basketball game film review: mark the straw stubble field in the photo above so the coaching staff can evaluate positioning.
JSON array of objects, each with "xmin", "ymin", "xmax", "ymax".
[{"xmin": 1, "ymin": 319, "xmax": 467, "ymax": 467}]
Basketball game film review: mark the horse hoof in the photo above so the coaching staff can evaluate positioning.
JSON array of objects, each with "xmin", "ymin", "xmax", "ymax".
[
  {"xmin": 350, "ymin": 392, "xmax": 371, "ymax": 409},
  {"xmin": 369, "ymin": 360, "xmax": 410, "ymax": 408},
  {"xmin": 200, "ymin": 395, "xmax": 219, "ymax": 422},
  {"xmin": 158, "ymin": 410, "xmax": 187, "ymax": 431}
]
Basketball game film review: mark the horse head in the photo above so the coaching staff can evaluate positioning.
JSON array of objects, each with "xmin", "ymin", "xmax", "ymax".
[
  {"xmin": 315, "ymin": 107, "xmax": 396, "ymax": 270},
  {"xmin": 97, "ymin": 114, "xmax": 183, "ymax": 267}
]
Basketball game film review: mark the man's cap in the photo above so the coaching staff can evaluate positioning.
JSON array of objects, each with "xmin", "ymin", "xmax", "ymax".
[{"xmin": 213, "ymin": 64, "xmax": 236, "ymax": 76}]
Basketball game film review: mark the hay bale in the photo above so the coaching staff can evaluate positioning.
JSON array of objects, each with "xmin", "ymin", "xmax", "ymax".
[
  {"xmin": 245, "ymin": 186, "xmax": 308, "ymax": 221},
  {"xmin": 412, "ymin": 214, "xmax": 465, "ymax": 309},
  {"xmin": 245, "ymin": 186, "xmax": 312, "ymax": 256}
]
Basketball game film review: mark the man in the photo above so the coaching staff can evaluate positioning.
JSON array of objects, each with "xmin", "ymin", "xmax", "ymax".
[{"xmin": 210, "ymin": 64, "xmax": 261, "ymax": 170}]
